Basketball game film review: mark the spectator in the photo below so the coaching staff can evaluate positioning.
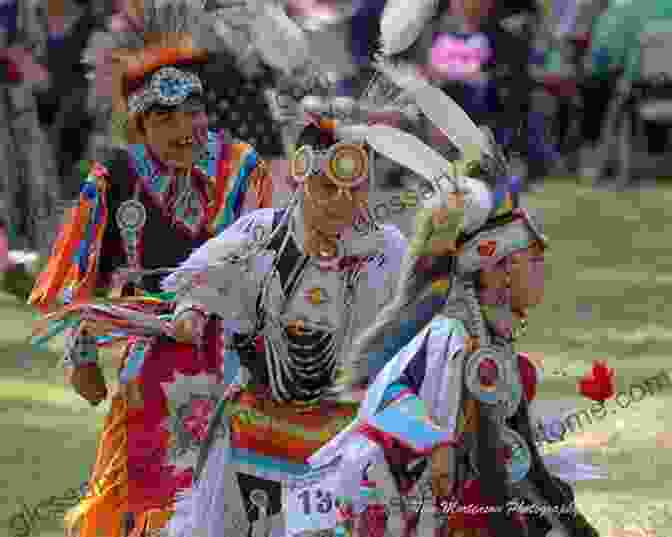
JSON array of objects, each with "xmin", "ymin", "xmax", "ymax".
[
  {"xmin": 0, "ymin": 0, "xmax": 60, "ymax": 253},
  {"xmin": 581, "ymin": 0, "xmax": 672, "ymax": 178},
  {"xmin": 0, "ymin": 218, "xmax": 8, "ymax": 274},
  {"xmin": 418, "ymin": 0, "xmax": 556, "ymax": 187},
  {"xmin": 33, "ymin": 0, "xmax": 106, "ymax": 198}
]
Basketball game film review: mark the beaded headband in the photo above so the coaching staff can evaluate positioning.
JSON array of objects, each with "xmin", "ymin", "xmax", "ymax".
[
  {"xmin": 127, "ymin": 66, "xmax": 204, "ymax": 114},
  {"xmin": 455, "ymin": 209, "xmax": 547, "ymax": 276}
]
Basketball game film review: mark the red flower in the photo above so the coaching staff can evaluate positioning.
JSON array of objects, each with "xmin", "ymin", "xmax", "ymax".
[{"xmin": 578, "ymin": 360, "xmax": 615, "ymax": 402}]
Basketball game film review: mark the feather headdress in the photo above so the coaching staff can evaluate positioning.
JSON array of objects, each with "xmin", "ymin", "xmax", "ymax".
[
  {"xmin": 379, "ymin": 0, "xmax": 439, "ymax": 56},
  {"xmin": 82, "ymin": 0, "xmax": 226, "ymax": 143},
  {"xmin": 335, "ymin": 80, "xmax": 549, "ymax": 388},
  {"xmin": 83, "ymin": 0, "xmax": 304, "ymax": 153}
]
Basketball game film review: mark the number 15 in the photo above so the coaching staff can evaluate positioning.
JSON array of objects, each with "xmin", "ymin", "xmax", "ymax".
[{"xmin": 297, "ymin": 489, "xmax": 333, "ymax": 515}]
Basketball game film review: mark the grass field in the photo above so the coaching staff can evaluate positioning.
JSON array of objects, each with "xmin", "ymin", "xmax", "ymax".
[{"xmin": 1, "ymin": 179, "xmax": 672, "ymax": 537}]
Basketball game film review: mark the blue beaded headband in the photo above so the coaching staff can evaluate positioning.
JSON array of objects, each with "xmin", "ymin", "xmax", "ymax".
[{"xmin": 127, "ymin": 66, "xmax": 203, "ymax": 114}]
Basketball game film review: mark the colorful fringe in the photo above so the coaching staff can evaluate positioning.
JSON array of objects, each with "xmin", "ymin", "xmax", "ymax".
[
  {"xmin": 65, "ymin": 393, "xmax": 129, "ymax": 537},
  {"xmin": 29, "ymin": 169, "xmax": 109, "ymax": 311},
  {"xmin": 335, "ymin": 497, "xmax": 355, "ymax": 537},
  {"xmin": 357, "ymin": 481, "xmax": 388, "ymax": 537},
  {"xmin": 209, "ymin": 141, "xmax": 273, "ymax": 234},
  {"xmin": 64, "ymin": 394, "xmax": 178, "ymax": 537}
]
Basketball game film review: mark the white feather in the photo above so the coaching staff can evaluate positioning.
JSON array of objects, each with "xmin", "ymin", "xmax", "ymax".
[
  {"xmin": 335, "ymin": 124, "xmax": 370, "ymax": 143},
  {"xmin": 251, "ymin": 4, "xmax": 310, "ymax": 73},
  {"xmin": 411, "ymin": 83, "xmax": 492, "ymax": 158},
  {"xmin": 365, "ymin": 124, "xmax": 454, "ymax": 186},
  {"xmin": 161, "ymin": 231, "xmax": 251, "ymax": 292},
  {"xmin": 380, "ymin": 0, "xmax": 438, "ymax": 55},
  {"xmin": 374, "ymin": 60, "xmax": 431, "ymax": 95}
]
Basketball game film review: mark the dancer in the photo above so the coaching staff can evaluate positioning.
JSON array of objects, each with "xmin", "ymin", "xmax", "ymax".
[
  {"xmin": 28, "ymin": 2, "xmax": 274, "ymax": 536},
  {"xmin": 309, "ymin": 86, "xmax": 604, "ymax": 537},
  {"xmin": 162, "ymin": 108, "xmax": 410, "ymax": 537}
]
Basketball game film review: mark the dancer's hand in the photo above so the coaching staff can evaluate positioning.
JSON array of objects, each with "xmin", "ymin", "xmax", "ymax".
[
  {"xmin": 78, "ymin": 320, "xmax": 120, "ymax": 337},
  {"xmin": 64, "ymin": 327, "xmax": 107, "ymax": 405},
  {"xmin": 70, "ymin": 363, "xmax": 108, "ymax": 406},
  {"xmin": 174, "ymin": 317, "xmax": 197, "ymax": 343},
  {"xmin": 410, "ymin": 193, "xmax": 465, "ymax": 257},
  {"xmin": 173, "ymin": 309, "xmax": 206, "ymax": 343}
]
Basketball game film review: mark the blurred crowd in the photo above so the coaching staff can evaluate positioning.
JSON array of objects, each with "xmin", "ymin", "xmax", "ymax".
[{"xmin": 0, "ymin": 0, "xmax": 671, "ymax": 258}]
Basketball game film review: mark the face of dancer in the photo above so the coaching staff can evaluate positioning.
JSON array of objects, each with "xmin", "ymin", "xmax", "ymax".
[
  {"xmin": 303, "ymin": 169, "xmax": 369, "ymax": 236},
  {"xmin": 479, "ymin": 239, "xmax": 545, "ymax": 317},
  {"xmin": 139, "ymin": 102, "xmax": 208, "ymax": 172}
]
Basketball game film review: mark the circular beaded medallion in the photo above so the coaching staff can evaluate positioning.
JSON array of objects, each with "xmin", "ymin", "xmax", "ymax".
[
  {"xmin": 116, "ymin": 199, "xmax": 147, "ymax": 233},
  {"xmin": 464, "ymin": 345, "xmax": 522, "ymax": 418}
]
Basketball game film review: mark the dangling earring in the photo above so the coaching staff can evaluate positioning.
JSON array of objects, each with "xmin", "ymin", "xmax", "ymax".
[{"xmin": 513, "ymin": 317, "xmax": 528, "ymax": 339}]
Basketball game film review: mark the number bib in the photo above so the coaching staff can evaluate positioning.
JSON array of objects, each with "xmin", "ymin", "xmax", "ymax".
[{"xmin": 283, "ymin": 460, "xmax": 340, "ymax": 536}]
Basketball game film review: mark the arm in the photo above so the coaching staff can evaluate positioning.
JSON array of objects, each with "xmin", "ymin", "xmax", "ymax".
[
  {"xmin": 167, "ymin": 209, "xmax": 277, "ymax": 342},
  {"xmin": 29, "ymin": 161, "xmax": 129, "ymax": 404},
  {"xmin": 28, "ymin": 163, "xmax": 112, "ymax": 312}
]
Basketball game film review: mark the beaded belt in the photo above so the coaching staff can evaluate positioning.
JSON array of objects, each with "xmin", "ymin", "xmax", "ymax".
[{"xmin": 228, "ymin": 388, "xmax": 358, "ymax": 463}]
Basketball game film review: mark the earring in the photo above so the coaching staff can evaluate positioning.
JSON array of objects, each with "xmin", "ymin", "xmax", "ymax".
[
  {"xmin": 514, "ymin": 317, "xmax": 528, "ymax": 339},
  {"xmin": 111, "ymin": 111, "xmax": 129, "ymax": 140}
]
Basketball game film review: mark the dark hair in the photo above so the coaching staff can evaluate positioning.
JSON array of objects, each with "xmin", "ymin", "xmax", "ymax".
[
  {"xmin": 435, "ymin": 0, "xmax": 452, "ymax": 17},
  {"xmin": 296, "ymin": 124, "xmax": 336, "ymax": 151}
]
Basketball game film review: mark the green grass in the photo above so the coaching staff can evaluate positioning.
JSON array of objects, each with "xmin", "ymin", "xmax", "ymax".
[
  {"xmin": 0, "ymin": 296, "xmax": 115, "ymax": 537},
  {"xmin": 1, "ymin": 179, "xmax": 672, "ymax": 536},
  {"xmin": 518, "ymin": 182, "xmax": 672, "ymax": 535}
]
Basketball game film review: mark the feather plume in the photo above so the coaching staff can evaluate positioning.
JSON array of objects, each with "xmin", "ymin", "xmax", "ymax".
[
  {"xmin": 372, "ymin": 60, "xmax": 430, "ymax": 96},
  {"xmin": 250, "ymin": 3, "xmax": 310, "ymax": 74},
  {"xmin": 82, "ymin": 0, "xmax": 236, "ymax": 113},
  {"xmin": 410, "ymin": 83, "xmax": 492, "ymax": 158},
  {"xmin": 365, "ymin": 124, "xmax": 455, "ymax": 188},
  {"xmin": 379, "ymin": 0, "xmax": 439, "ymax": 56}
]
